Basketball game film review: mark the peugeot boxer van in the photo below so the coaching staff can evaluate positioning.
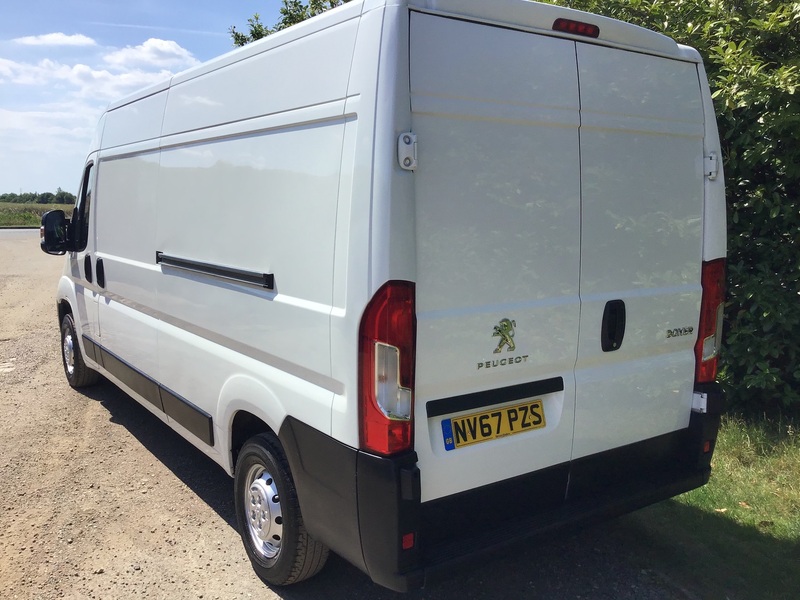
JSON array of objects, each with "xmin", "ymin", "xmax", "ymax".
[{"xmin": 40, "ymin": 0, "xmax": 726, "ymax": 591}]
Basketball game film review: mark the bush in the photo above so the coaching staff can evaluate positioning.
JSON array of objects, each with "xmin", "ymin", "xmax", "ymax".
[{"xmin": 547, "ymin": 0, "xmax": 800, "ymax": 415}]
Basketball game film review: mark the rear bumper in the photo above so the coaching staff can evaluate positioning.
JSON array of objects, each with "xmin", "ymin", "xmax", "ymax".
[{"xmin": 279, "ymin": 383, "xmax": 723, "ymax": 592}]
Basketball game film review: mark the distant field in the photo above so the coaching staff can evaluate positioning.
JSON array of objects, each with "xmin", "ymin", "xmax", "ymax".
[{"xmin": 0, "ymin": 203, "xmax": 72, "ymax": 228}]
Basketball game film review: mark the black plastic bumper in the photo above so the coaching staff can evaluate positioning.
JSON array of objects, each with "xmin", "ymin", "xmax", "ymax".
[{"xmin": 279, "ymin": 383, "xmax": 724, "ymax": 592}]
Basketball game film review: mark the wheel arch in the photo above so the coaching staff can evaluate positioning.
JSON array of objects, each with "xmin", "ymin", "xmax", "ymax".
[
  {"xmin": 57, "ymin": 298, "xmax": 71, "ymax": 324},
  {"xmin": 230, "ymin": 410, "xmax": 274, "ymax": 475},
  {"xmin": 219, "ymin": 375, "xmax": 288, "ymax": 475}
]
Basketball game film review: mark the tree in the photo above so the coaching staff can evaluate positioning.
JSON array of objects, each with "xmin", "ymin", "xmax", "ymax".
[
  {"xmin": 1, "ymin": 189, "xmax": 76, "ymax": 204},
  {"xmin": 229, "ymin": 1, "xmax": 352, "ymax": 46},
  {"xmin": 55, "ymin": 187, "xmax": 76, "ymax": 205}
]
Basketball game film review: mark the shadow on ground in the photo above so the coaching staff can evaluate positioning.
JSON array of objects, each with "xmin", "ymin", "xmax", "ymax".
[{"xmin": 82, "ymin": 379, "xmax": 799, "ymax": 600}]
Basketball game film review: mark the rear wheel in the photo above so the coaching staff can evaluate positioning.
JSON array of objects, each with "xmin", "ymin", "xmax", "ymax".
[
  {"xmin": 234, "ymin": 433, "xmax": 328, "ymax": 586},
  {"xmin": 60, "ymin": 313, "xmax": 99, "ymax": 388}
]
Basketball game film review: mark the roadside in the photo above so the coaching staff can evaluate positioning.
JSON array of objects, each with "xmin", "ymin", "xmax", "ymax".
[
  {"xmin": 1, "ymin": 230, "xmax": 795, "ymax": 599},
  {"xmin": 0, "ymin": 202, "xmax": 70, "ymax": 228}
]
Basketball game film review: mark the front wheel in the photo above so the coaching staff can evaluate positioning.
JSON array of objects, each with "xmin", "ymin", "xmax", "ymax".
[
  {"xmin": 60, "ymin": 313, "xmax": 100, "ymax": 388},
  {"xmin": 234, "ymin": 433, "xmax": 328, "ymax": 586}
]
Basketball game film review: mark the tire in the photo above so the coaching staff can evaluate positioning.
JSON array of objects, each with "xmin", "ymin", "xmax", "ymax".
[
  {"xmin": 60, "ymin": 313, "xmax": 100, "ymax": 388},
  {"xmin": 234, "ymin": 433, "xmax": 329, "ymax": 586}
]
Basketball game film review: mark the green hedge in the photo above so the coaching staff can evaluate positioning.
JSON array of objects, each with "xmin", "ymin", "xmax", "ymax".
[
  {"xmin": 0, "ymin": 203, "xmax": 71, "ymax": 228},
  {"xmin": 544, "ymin": 0, "xmax": 800, "ymax": 414}
]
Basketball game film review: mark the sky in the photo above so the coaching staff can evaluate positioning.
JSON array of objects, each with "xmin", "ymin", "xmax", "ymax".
[{"xmin": 0, "ymin": 0, "xmax": 282, "ymax": 195}]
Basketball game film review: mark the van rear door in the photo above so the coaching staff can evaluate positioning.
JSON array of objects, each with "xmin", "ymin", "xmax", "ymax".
[
  {"xmin": 410, "ymin": 13, "xmax": 581, "ymax": 502},
  {"xmin": 572, "ymin": 45, "xmax": 706, "ymax": 461}
]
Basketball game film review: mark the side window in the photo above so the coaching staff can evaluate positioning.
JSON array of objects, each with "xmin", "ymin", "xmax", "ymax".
[{"xmin": 73, "ymin": 163, "xmax": 94, "ymax": 252}]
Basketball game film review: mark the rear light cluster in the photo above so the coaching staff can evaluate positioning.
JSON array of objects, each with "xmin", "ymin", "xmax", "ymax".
[
  {"xmin": 359, "ymin": 281, "xmax": 416, "ymax": 456},
  {"xmin": 694, "ymin": 259, "xmax": 726, "ymax": 383}
]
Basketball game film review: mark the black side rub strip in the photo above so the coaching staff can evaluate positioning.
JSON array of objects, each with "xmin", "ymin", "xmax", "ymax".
[
  {"xmin": 426, "ymin": 377, "xmax": 564, "ymax": 418},
  {"xmin": 156, "ymin": 251, "xmax": 274, "ymax": 290},
  {"xmin": 83, "ymin": 335, "xmax": 214, "ymax": 445}
]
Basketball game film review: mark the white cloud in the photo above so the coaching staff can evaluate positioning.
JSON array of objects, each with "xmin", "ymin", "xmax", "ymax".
[
  {"xmin": 14, "ymin": 32, "xmax": 96, "ymax": 47},
  {"xmin": 0, "ymin": 105, "xmax": 100, "ymax": 192},
  {"xmin": 0, "ymin": 38, "xmax": 198, "ymax": 102},
  {"xmin": 0, "ymin": 57, "xmax": 172, "ymax": 100},
  {"xmin": 0, "ymin": 105, "xmax": 96, "ymax": 139},
  {"xmin": 0, "ymin": 37, "xmax": 198, "ymax": 191},
  {"xmin": 104, "ymin": 38, "xmax": 199, "ymax": 71}
]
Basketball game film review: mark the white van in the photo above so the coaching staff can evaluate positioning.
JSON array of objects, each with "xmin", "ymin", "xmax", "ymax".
[{"xmin": 41, "ymin": 0, "xmax": 726, "ymax": 591}]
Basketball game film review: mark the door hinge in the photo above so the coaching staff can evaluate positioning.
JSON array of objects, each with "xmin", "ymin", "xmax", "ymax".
[
  {"xmin": 704, "ymin": 152, "xmax": 719, "ymax": 181},
  {"xmin": 398, "ymin": 132, "xmax": 417, "ymax": 171}
]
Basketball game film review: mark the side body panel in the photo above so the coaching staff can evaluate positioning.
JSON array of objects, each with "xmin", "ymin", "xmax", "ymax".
[
  {"xmin": 94, "ymin": 144, "xmax": 162, "ymax": 389},
  {"xmin": 66, "ymin": 6, "xmax": 365, "ymax": 467}
]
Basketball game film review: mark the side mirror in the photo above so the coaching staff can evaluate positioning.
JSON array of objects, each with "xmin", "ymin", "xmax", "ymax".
[{"xmin": 40, "ymin": 210, "xmax": 69, "ymax": 255}]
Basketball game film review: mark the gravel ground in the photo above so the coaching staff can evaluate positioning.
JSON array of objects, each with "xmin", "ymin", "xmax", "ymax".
[{"xmin": 0, "ymin": 229, "xmax": 698, "ymax": 600}]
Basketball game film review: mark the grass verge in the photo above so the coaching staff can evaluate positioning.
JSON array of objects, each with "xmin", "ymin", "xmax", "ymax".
[
  {"xmin": 0, "ymin": 203, "xmax": 71, "ymax": 227},
  {"xmin": 621, "ymin": 415, "xmax": 800, "ymax": 599}
]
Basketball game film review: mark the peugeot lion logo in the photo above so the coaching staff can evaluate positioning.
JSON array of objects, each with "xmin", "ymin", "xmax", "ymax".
[
  {"xmin": 477, "ymin": 318, "xmax": 529, "ymax": 371},
  {"xmin": 493, "ymin": 318, "xmax": 516, "ymax": 353}
]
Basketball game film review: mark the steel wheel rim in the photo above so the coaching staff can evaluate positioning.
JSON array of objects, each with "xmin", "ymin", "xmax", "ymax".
[
  {"xmin": 244, "ymin": 463, "xmax": 283, "ymax": 560},
  {"xmin": 63, "ymin": 329, "xmax": 75, "ymax": 376}
]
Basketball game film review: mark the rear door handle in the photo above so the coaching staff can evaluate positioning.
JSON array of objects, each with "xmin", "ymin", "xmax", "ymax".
[{"xmin": 601, "ymin": 299, "xmax": 626, "ymax": 352}]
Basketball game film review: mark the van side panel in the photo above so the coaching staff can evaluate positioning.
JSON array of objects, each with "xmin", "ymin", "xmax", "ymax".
[
  {"xmin": 145, "ymin": 13, "xmax": 362, "ymax": 448},
  {"xmin": 161, "ymin": 20, "xmax": 359, "ymax": 137},
  {"xmin": 573, "ymin": 45, "xmax": 705, "ymax": 458},
  {"xmin": 154, "ymin": 116, "xmax": 346, "ymax": 440},
  {"xmin": 329, "ymin": 4, "xmax": 393, "ymax": 448},
  {"xmin": 101, "ymin": 91, "xmax": 167, "ymax": 149}
]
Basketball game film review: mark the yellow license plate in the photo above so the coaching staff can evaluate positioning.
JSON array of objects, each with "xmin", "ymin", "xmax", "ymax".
[{"xmin": 441, "ymin": 399, "xmax": 546, "ymax": 451}]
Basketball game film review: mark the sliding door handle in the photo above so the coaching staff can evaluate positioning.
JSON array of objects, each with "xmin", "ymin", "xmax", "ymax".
[
  {"xmin": 83, "ymin": 254, "xmax": 93, "ymax": 284},
  {"xmin": 96, "ymin": 258, "xmax": 106, "ymax": 289}
]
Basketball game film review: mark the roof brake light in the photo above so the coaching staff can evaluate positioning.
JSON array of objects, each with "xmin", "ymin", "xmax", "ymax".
[{"xmin": 553, "ymin": 18, "xmax": 600, "ymax": 39}]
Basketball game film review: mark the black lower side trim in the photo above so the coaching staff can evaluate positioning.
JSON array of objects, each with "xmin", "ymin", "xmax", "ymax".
[
  {"xmin": 83, "ymin": 335, "xmax": 214, "ymax": 445},
  {"xmin": 82, "ymin": 336, "xmax": 99, "ymax": 363},
  {"xmin": 278, "ymin": 417, "xmax": 424, "ymax": 592},
  {"xmin": 278, "ymin": 417, "xmax": 364, "ymax": 573},
  {"xmin": 96, "ymin": 345, "xmax": 162, "ymax": 411},
  {"xmin": 160, "ymin": 387, "xmax": 214, "ymax": 446}
]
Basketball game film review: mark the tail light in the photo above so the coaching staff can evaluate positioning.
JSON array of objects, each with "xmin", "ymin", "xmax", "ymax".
[
  {"xmin": 359, "ymin": 281, "xmax": 416, "ymax": 456},
  {"xmin": 694, "ymin": 259, "xmax": 726, "ymax": 383}
]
